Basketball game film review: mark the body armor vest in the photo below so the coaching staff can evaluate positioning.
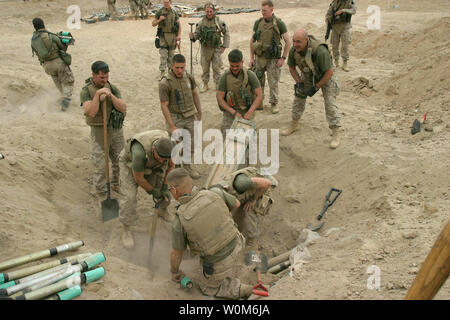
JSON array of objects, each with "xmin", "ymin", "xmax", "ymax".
[
  {"xmin": 125, "ymin": 130, "xmax": 170, "ymax": 175},
  {"xmin": 253, "ymin": 14, "xmax": 282, "ymax": 59},
  {"xmin": 331, "ymin": 0, "xmax": 353, "ymax": 24},
  {"xmin": 292, "ymin": 35, "xmax": 332, "ymax": 84},
  {"xmin": 163, "ymin": 71, "xmax": 196, "ymax": 117},
  {"xmin": 83, "ymin": 78, "xmax": 115, "ymax": 127},
  {"xmin": 159, "ymin": 7, "xmax": 177, "ymax": 33},
  {"xmin": 199, "ymin": 16, "xmax": 222, "ymax": 48},
  {"xmin": 178, "ymin": 189, "xmax": 238, "ymax": 257},
  {"xmin": 224, "ymin": 67, "xmax": 254, "ymax": 111},
  {"xmin": 31, "ymin": 30, "xmax": 59, "ymax": 62}
]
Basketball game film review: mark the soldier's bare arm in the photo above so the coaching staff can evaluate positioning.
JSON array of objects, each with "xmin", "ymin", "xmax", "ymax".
[
  {"xmin": 249, "ymin": 32, "xmax": 256, "ymax": 67},
  {"xmin": 289, "ymin": 65, "xmax": 302, "ymax": 83},
  {"xmin": 277, "ymin": 32, "xmax": 291, "ymax": 68},
  {"xmin": 82, "ymin": 88, "xmax": 109, "ymax": 117},
  {"xmin": 160, "ymin": 100, "xmax": 177, "ymax": 133},
  {"xmin": 110, "ymin": 94, "xmax": 126, "ymax": 113},
  {"xmin": 170, "ymin": 248, "xmax": 184, "ymax": 282},
  {"xmin": 217, "ymin": 90, "xmax": 240, "ymax": 117},
  {"xmin": 316, "ymin": 68, "xmax": 333, "ymax": 89},
  {"xmin": 245, "ymin": 87, "xmax": 263, "ymax": 119},
  {"xmin": 132, "ymin": 169, "xmax": 154, "ymax": 193}
]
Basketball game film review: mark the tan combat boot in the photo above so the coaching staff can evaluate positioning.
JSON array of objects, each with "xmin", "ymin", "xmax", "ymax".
[
  {"xmin": 281, "ymin": 120, "xmax": 300, "ymax": 136},
  {"xmin": 334, "ymin": 59, "xmax": 340, "ymax": 68},
  {"xmin": 270, "ymin": 104, "xmax": 279, "ymax": 114},
  {"xmin": 121, "ymin": 225, "xmax": 135, "ymax": 249},
  {"xmin": 200, "ymin": 83, "xmax": 209, "ymax": 93},
  {"xmin": 342, "ymin": 60, "xmax": 349, "ymax": 72},
  {"xmin": 330, "ymin": 127, "xmax": 341, "ymax": 149}
]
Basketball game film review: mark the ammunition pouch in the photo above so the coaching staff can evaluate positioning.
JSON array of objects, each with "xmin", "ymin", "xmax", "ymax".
[
  {"xmin": 225, "ymin": 91, "xmax": 235, "ymax": 109},
  {"xmin": 110, "ymin": 108, "xmax": 125, "ymax": 129},
  {"xmin": 58, "ymin": 50, "xmax": 72, "ymax": 66},
  {"xmin": 252, "ymin": 40, "xmax": 263, "ymax": 57},
  {"xmin": 294, "ymin": 82, "xmax": 307, "ymax": 99},
  {"xmin": 264, "ymin": 38, "xmax": 281, "ymax": 59},
  {"xmin": 155, "ymin": 37, "xmax": 160, "ymax": 48},
  {"xmin": 240, "ymin": 87, "xmax": 253, "ymax": 109},
  {"xmin": 254, "ymin": 194, "xmax": 273, "ymax": 216}
]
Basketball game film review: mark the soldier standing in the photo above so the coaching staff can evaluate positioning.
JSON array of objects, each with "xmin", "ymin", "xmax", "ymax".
[
  {"xmin": 167, "ymin": 168, "xmax": 255, "ymax": 299},
  {"xmin": 326, "ymin": 0, "xmax": 357, "ymax": 72},
  {"xmin": 281, "ymin": 29, "xmax": 342, "ymax": 149},
  {"xmin": 30, "ymin": 18, "xmax": 74, "ymax": 111},
  {"xmin": 152, "ymin": 0, "xmax": 181, "ymax": 80},
  {"xmin": 107, "ymin": 0, "xmax": 118, "ymax": 20},
  {"xmin": 159, "ymin": 54, "xmax": 202, "ymax": 179},
  {"xmin": 249, "ymin": 0, "xmax": 291, "ymax": 114},
  {"xmin": 189, "ymin": 2, "xmax": 230, "ymax": 93},
  {"xmin": 80, "ymin": 61, "xmax": 127, "ymax": 201}
]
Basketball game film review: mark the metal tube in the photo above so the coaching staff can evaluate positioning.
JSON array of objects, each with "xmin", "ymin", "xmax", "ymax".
[
  {"xmin": 0, "ymin": 241, "xmax": 84, "ymax": 271},
  {"xmin": 267, "ymin": 251, "xmax": 291, "ymax": 269},
  {"xmin": 268, "ymin": 260, "xmax": 291, "ymax": 274},
  {"xmin": 0, "ymin": 253, "xmax": 91, "ymax": 284}
]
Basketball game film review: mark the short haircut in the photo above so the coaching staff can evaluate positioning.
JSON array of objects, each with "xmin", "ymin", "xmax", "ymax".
[
  {"xmin": 32, "ymin": 18, "xmax": 45, "ymax": 30},
  {"xmin": 172, "ymin": 54, "xmax": 186, "ymax": 64},
  {"xmin": 261, "ymin": 0, "xmax": 274, "ymax": 7},
  {"xmin": 91, "ymin": 61, "xmax": 110, "ymax": 74},
  {"xmin": 166, "ymin": 168, "xmax": 191, "ymax": 185},
  {"xmin": 228, "ymin": 49, "xmax": 243, "ymax": 63},
  {"xmin": 204, "ymin": 2, "xmax": 215, "ymax": 11}
]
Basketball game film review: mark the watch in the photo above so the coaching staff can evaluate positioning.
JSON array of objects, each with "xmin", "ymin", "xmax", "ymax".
[{"xmin": 281, "ymin": 56, "xmax": 286, "ymax": 60}]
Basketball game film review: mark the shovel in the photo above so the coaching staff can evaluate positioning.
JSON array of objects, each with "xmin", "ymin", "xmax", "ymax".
[
  {"xmin": 101, "ymin": 99, "xmax": 119, "ymax": 222},
  {"xmin": 306, "ymin": 187, "xmax": 342, "ymax": 232},
  {"xmin": 245, "ymin": 250, "xmax": 269, "ymax": 297}
]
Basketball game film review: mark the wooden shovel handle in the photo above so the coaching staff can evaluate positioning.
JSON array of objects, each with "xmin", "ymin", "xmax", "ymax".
[
  {"xmin": 102, "ymin": 99, "xmax": 110, "ymax": 185},
  {"xmin": 405, "ymin": 220, "xmax": 450, "ymax": 300}
]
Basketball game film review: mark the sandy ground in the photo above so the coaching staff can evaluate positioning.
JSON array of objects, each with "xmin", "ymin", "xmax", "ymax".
[{"xmin": 0, "ymin": 0, "xmax": 449, "ymax": 300}]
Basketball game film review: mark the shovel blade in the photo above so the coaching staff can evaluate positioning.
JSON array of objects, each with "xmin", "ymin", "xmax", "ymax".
[
  {"xmin": 245, "ymin": 251, "xmax": 268, "ymax": 273},
  {"xmin": 101, "ymin": 198, "xmax": 119, "ymax": 222}
]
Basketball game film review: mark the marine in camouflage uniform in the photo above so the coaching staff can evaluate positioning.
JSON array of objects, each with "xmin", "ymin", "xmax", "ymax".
[
  {"xmin": 189, "ymin": 2, "xmax": 230, "ymax": 93},
  {"xmin": 135, "ymin": 0, "xmax": 151, "ymax": 19},
  {"xmin": 80, "ymin": 61, "xmax": 127, "ymax": 199},
  {"xmin": 218, "ymin": 167, "xmax": 277, "ymax": 251},
  {"xmin": 281, "ymin": 29, "xmax": 342, "ymax": 149},
  {"xmin": 30, "ymin": 18, "xmax": 74, "ymax": 111},
  {"xmin": 168, "ymin": 168, "xmax": 255, "ymax": 299},
  {"xmin": 249, "ymin": 0, "xmax": 291, "ymax": 114},
  {"xmin": 152, "ymin": 0, "xmax": 181, "ymax": 79},
  {"xmin": 159, "ymin": 54, "xmax": 202, "ymax": 179},
  {"xmin": 118, "ymin": 130, "xmax": 174, "ymax": 248},
  {"xmin": 217, "ymin": 49, "xmax": 262, "ymax": 137},
  {"xmin": 326, "ymin": 0, "xmax": 357, "ymax": 71}
]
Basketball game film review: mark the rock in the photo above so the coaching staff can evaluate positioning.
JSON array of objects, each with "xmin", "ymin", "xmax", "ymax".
[
  {"xmin": 402, "ymin": 231, "xmax": 419, "ymax": 239},
  {"xmin": 285, "ymin": 195, "xmax": 301, "ymax": 203}
]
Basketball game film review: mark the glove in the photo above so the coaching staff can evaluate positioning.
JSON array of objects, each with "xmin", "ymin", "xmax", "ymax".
[
  {"xmin": 151, "ymin": 188, "xmax": 162, "ymax": 201},
  {"xmin": 161, "ymin": 184, "xmax": 171, "ymax": 200},
  {"xmin": 307, "ymin": 85, "xmax": 319, "ymax": 97}
]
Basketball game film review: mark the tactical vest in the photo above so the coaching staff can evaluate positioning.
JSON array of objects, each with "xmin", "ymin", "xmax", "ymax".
[
  {"xmin": 83, "ymin": 78, "xmax": 116, "ymax": 127},
  {"xmin": 292, "ymin": 35, "xmax": 332, "ymax": 84},
  {"xmin": 159, "ymin": 7, "xmax": 177, "ymax": 33},
  {"xmin": 125, "ymin": 130, "xmax": 170, "ymax": 175},
  {"xmin": 253, "ymin": 14, "xmax": 282, "ymax": 59},
  {"xmin": 31, "ymin": 30, "xmax": 59, "ymax": 62},
  {"xmin": 331, "ymin": 0, "xmax": 353, "ymax": 24},
  {"xmin": 178, "ymin": 189, "xmax": 238, "ymax": 257},
  {"xmin": 162, "ymin": 71, "xmax": 196, "ymax": 118},
  {"xmin": 199, "ymin": 16, "xmax": 222, "ymax": 48},
  {"xmin": 224, "ymin": 67, "xmax": 254, "ymax": 111}
]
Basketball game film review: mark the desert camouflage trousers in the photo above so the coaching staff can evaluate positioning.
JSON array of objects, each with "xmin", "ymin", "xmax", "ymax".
[
  {"xmin": 159, "ymin": 35, "xmax": 176, "ymax": 72},
  {"xmin": 167, "ymin": 113, "xmax": 196, "ymax": 164},
  {"xmin": 331, "ymin": 23, "xmax": 352, "ymax": 62},
  {"xmin": 200, "ymin": 46, "xmax": 222, "ymax": 86},
  {"xmin": 291, "ymin": 75, "xmax": 341, "ymax": 129},
  {"xmin": 232, "ymin": 206, "xmax": 259, "ymax": 240},
  {"xmin": 196, "ymin": 232, "xmax": 249, "ymax": 299},
  {"xmin": 90, "ymin": 126, "xmax": 125, "ymax": 195},
  {"xmin": 43, "ymin": 58, "xmax": 74, "ymax": 103},
  {"xmin": 107, "ymin": 0, "xmax": 118, "ymax": 19},
  {"xmin": 118, "ymin": 149, "xmax": 169, "ymax": 227},
  {"xmin": 254, "ymin": 58, "xmax": 280, "ymax": 106}
]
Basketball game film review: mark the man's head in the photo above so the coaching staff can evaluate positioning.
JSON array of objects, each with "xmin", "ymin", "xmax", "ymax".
[
  {"xmin": 228, "ymin": 49, "xmax": 244, "ymax": 76},
  {"xmin": 32, "ymin": 17, "xmax": 45, "ymax": 31},
  {"xmin": 171, "ymin": 54, "xmax": 186, "ymax": 78},
  {"xmin": 166, "ymin": 168, "xmax": 193, "ymax": 200},
  {"xmin": 163, "ymin": 0, "xmax": 171, "ymax": 9},
  {"xmin": 292, "ymin": 28, "xmax": 309, "ymax": 53},
  {"xmin": 152, "ymin": 137, "xmax": 174, "ymax": 163},
  {"xmin": 91, "ymin": 61, "xmax": 110, "ymax": 88},
  {"xmin": 204, "ymin": 2, "xmax": 215, "ymax": 19},
  {"xmin": 261, "ymin": 0, "xmax": 274, "ymax": 20}
]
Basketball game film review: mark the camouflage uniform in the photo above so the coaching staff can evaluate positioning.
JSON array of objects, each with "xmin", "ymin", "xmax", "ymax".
[
  {"xmin": 129, "ymin": 0, "xmax": 137, "ymax": 17},
  {"xmin": 118, "ymin": 130, "xmax": 170, "ymax": 227},
  {"xmin": 192, "ymin": 15, "xmax": 230, "ymax": 88},
  {"xmin": 80, "ymin": 78, "xmax": 125, "ymax": 196},
  {"xmin": 107, "ymin": 0, "xmax": 118, "ymax": 19},
  {"xmin": 326, "ymin": 0, "xmax": 357, "ymax": 65},
  {"xmin": 136, "ymin": 0, "xmax": 150, "ymax": 19},
  {"xmin": 155, "ymin": 6, "xmax": 180, "ymax": 73},
  {"xmin": 251, "ymin": 14, "xmax": 288, "ymax": 108},
  {"xmin": 288, "ymin": 35, "xmax": 341, "ymax": 129},
  {"xmin": 31, "ymin": 28, "xmax": 74, "ymax": 109}
]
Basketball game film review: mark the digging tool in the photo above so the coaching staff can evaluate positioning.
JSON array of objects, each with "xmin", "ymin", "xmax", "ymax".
[
  {"xmin": 245, "ymin": 250, "xmax": 269, "ymax": 297},
  {"xmin": 101, "ymin": 99, "xmax": 119, "ymax": 222},
  {"xmin": 0, "ymin": 241, "xmax": 84, "ymax": 272},
  {"xmin": 188, "ymin": 22, "xmax": 195, "ymax": 75},
  {"xmin": 411, "ymin": 112, "xmax": 427, "ymax": 135},
  {"xmin": 405, "ymin": 220, "xmax": 449, "ymax": 300},
  {"xmin": 147, "ymin": 198, "xmax": 164, "ymax": 269},
  {"xmin": 306, "ymin": 187, "xmax": 342, "ymax": 232}
]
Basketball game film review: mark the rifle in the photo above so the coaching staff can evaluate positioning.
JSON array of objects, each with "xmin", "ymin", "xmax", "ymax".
[{"xmin": 325, "ymin": 8, "xmax": 338, "ymax": 41}]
